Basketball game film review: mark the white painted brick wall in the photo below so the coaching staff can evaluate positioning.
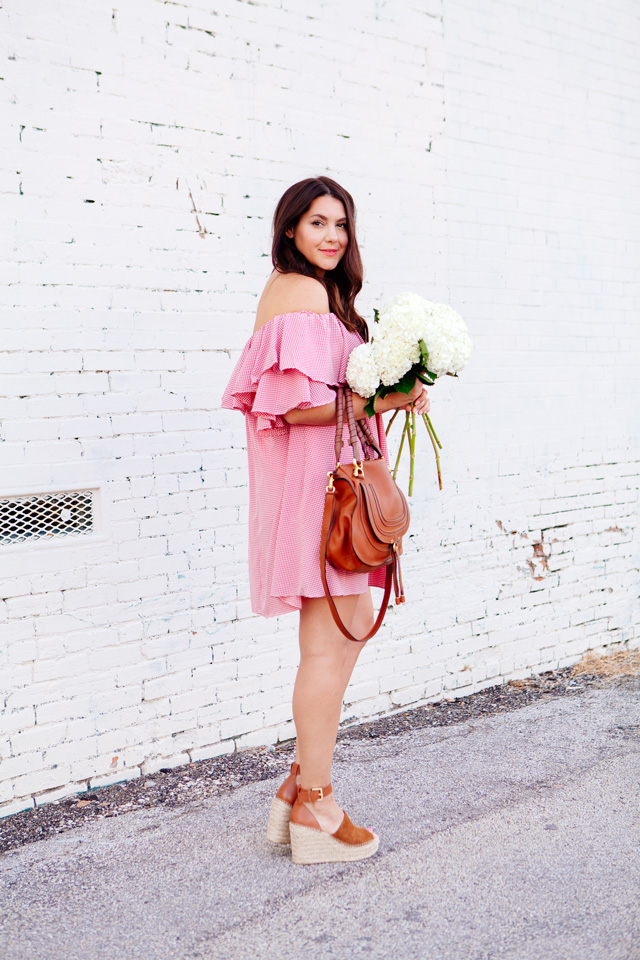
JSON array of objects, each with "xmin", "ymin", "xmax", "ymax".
[{"xmin": 1, "ymin": 0, "xmax": 638, "ymax": 817}]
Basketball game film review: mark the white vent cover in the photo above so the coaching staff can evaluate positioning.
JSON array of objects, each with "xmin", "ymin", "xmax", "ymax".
[{"xmin": 0, "ymin": 490, "xmax": 95, "ymax": 546}]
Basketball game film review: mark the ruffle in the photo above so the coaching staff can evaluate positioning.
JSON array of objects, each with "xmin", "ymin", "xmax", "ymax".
[{"xmin": 221, "ymin": 311, "xmax": 361, "ymax": 431}]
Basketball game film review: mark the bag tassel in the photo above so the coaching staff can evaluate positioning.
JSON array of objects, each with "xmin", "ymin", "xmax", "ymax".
[{"xmin": 392, "ymin": 548, "xmax": 405, "ymax": 605}]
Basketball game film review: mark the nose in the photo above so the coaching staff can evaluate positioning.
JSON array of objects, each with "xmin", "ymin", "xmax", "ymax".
[{"xmin": 324, "ymin": 223, "xmax": 339, "ymax": 242}]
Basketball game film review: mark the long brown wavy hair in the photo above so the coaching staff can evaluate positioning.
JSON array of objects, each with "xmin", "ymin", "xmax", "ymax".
[{"xmin": 271, "ymin": 176, "xmax": 368, "ymax": 341}]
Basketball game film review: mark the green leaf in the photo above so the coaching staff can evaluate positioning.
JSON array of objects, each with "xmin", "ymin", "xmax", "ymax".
[
  {"xmin": 373, "ymin": 308, "xmax": 380, "ymax": 324},
  {"xmin": 364, "ymin": 397, "xmax": 377, "ymax": 418},
  {"xmin": 365, "ymin": 383, "xmax": 396, "ymax": 416},
  {"xmin": 392, "ymin": 368, "xmax": 418, "ymax": 395}
]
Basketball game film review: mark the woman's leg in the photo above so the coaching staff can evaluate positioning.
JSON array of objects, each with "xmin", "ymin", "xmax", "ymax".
[
  {"xmin": 292, "ymin": 588, "xmax": 374, "ymax": 762},
  {"xmin": 292, "ymin": 590, "xmax": 375, "ymax": 834},
  {"xmin": 339, "ymin": 588, "xmax": 374, "ymax": 697}
]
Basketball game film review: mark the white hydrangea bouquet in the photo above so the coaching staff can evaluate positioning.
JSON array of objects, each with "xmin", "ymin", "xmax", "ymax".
[{"xmin": 346, "ymin": 292, "xmax": 473, "ymax": 494}]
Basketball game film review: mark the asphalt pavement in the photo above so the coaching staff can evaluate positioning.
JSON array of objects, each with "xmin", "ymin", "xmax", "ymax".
[{"xmin": 1, "ymin": 683, "xmax": 639, "ymax": 960}]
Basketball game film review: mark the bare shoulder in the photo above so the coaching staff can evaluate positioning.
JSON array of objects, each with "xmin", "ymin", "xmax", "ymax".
[{"xmin": 254, "ymin": 272, "xmax": 330, "ymax": 333}]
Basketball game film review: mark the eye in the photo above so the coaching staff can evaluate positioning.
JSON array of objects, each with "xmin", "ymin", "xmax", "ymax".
[{"xmin": 337, "ymin": 223, "xmax": 347, "ymax": 230}]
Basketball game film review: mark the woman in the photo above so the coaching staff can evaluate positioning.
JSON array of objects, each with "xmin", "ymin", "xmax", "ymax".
[{"xmin": 221, "ymin": 176, "xmax": 430, "ymax": 864}]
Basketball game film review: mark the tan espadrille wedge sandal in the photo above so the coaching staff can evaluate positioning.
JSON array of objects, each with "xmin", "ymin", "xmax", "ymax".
[
  {"xmin": 289, "ymin": 784, "xmax": 379, "ymax": 865},
  {"xmin": 266, "ymin": 762, "xmax": 300, "ymax": 844}
]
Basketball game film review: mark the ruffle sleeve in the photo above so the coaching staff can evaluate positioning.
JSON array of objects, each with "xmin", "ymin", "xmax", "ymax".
[{"xmin": 221, "ymin": 311, "xmax": 359, "ymax": 432}]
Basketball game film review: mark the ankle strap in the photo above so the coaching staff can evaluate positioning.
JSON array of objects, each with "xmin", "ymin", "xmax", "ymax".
[
  {"xmin": 290, "ymin": 762, "xmax": 300, "ymax": 776},
  {"xmin": 297, "ymin": 783, "xmax": 332, "ymax": 803}
]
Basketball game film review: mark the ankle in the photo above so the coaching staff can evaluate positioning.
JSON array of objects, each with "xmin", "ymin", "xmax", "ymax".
[
  {"xmin": 297, "ymin": 783, "xmax": 333, "ymax": 804},
  {"xmin": 302, "ymin": 794, "xmax": 339, "ymax": 812}
]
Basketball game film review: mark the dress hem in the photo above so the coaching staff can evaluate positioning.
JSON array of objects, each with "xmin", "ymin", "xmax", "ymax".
[{"xmin": 253, "ymin": 579, "xmax": 385, "ymax": 619}]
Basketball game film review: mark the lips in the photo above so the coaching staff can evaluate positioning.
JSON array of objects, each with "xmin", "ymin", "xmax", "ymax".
[{"xmin": 320, "ymin": 249, "xmax": 338, "ymax": 255}]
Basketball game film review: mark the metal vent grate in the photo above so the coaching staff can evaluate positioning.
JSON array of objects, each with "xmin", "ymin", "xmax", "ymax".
[{"xmin": 0, "ymin": 490, "xmax": 95, "ymax": 545}]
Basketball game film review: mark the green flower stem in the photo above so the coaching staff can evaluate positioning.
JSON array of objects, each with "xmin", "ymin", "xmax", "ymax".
[
  {"xmin": 393, "ymin": 414, "xmax": 409, "ymax": 481},
  {"xmin": 424, "ymin": 413, "xmax": 442, "ymax": 450},
  {"xmin": 385, "ymin": 408, "xmax": 399, "ymax": 437},
  {"xmin": 408, "ymin": 408, "xmax": 417, "ymax": 497},
  {"xmin": 423, "ymin": 413, "xmax": 443, "ymax": 490}
]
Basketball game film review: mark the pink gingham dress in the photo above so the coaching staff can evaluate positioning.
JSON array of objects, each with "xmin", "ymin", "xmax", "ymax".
[{"xmin": 221, "ymin": 310, "xmax": 389, "ymax": 618}]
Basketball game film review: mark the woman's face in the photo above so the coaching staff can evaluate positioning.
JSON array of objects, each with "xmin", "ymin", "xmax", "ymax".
[{"xmin": 286, "ymin": 195, "xmax": 348, "ymax": 276}]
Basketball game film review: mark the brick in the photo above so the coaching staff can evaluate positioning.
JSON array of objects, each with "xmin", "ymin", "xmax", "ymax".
[
  {"xmin": 116, "ymin": 575, "xmax": 168, "ymax": 602},
  {"xmin": 190, "ymin": 741, "xmax": 234, "ymax": 763},
  {"xmin": 2, "ymin": 620, "xmax": 36, "ymax": 643},
  {"xmin": 140, "ymin": 753, "xmax": 191, "ymax": 776},
  {"xmin": 0, "ymin": 798, "xmax": 36, "ymax": 818},
  {"xmin": 234, "ymin": 727, "xmax": 278, "ymax": 750},
  {"xmin": 11, "ymin": 764, "xmax": 73, "ymax": 798},
  {"xmin": 54, "ymin": 373, "xmax": 109, "ymax": 394},
  {"xmin": 142, "ymin": 671, "xmax": 192, "ymax": 701},
  {"xmin": 0, "ymin": 374, "xmax": 56, "ymax": 397},
  {"xmin": 220, "ymin": 713, "xmax": 263, "ymax": 740},
  {"xmin": 7, "ymin": 639, "xmax": 38, "ymax": 665},
  {"xmin": 2, "ymin": 419, "xmax": 60, "ymax": 441}
]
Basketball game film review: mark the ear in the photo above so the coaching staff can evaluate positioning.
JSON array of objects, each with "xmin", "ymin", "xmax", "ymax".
[{"xmin": 285, "ymin": 226, "xmax": 294, "ymax": 239}]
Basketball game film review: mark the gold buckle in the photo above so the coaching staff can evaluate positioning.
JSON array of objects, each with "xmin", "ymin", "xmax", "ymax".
[
  {"xmin": 326, "ymin": 472, "xmax": 335, "ymax": 493},
  {"xmin": 310, "ymin": 786, "xmax": 324, "ymax": 801},
  {"xmin": 353, "ymin": 459, "xmax": 364, "ymax": 478}
]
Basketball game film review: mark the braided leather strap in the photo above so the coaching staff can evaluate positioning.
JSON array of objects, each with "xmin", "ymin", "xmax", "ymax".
[
  {"xmin": 344, "ymin": 388, "xmax": 364, "ymax": 463},
  {"xmin": 333, "ymin": 385, "xmax": 383, "ymax": 462},
  {"xmin": 334, "ymin": 385, "xmax": 345, "ymax": 463},
  {"xmin": 358, "ymin": 416, "xmax": 383, "ymax": 459}
]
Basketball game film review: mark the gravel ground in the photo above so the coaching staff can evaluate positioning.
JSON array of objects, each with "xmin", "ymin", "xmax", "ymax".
[{"xmin": 1, "ymin": 661, "xmax": 624, "ymax": 855}]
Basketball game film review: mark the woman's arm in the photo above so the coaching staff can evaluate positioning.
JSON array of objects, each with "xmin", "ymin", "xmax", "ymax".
[
  {"xmin": 267, "ymin": 276, "xmax": 430, "ymax": 425},
  {"xmin": 283, "ymin": 380, "xmax": 430, "ymax": 425}
]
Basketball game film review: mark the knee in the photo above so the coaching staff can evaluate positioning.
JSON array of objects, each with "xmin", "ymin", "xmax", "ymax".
[
  {"xmin": 350, "ymin": 608, "xmax": 375, "ymax": 641},
  {"xmin": 348, "ymin": 591, "xmax": 375, "ymax": 641},
  {"xmin": 345, "ymin": 636, "xmax": 369, "ymax": 661},
  {"xmin": 299, "ymin": 648, "xmax": 345, "ymax": 674}
]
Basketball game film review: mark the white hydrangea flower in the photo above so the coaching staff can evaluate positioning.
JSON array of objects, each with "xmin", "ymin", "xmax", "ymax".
[
  {"xmin": 375, "ymin": 292, "xmax": 431, "ymax": 351},
  {"xmin": 345, "ymin": 342, "xmax": 380, "ymax": 398},
  {"xmin": 373, "ymin": 336, "xmax": 420, "ymax": 386},
  {"xmin": 421, "ymin": 303, "xmax": 473, "ymax": 375}
]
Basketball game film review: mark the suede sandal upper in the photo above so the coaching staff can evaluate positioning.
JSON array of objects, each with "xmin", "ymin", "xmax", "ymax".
[
  {"xmin": 275, "ymin": 762, "xmax": 300, "ymax": 806},
  {"xmin": 290, "ymin": 782, "xmax": 374, "ymax": 846}
]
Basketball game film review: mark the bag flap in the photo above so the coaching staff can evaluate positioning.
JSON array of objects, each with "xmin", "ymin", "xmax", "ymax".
[{"xmin": 359, "ymin": 460, "xmax": 410, "ymax": 542}]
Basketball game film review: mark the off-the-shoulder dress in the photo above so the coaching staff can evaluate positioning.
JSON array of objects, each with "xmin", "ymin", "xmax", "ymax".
[{"xmin": 221, "ymin": 309, "xmax": 389, "ymax": 618}]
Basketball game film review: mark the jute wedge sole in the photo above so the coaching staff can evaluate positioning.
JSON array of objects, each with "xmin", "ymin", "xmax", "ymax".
[
  {"xmin": 289, "ymin": 821, "xmax": 379, "ymax": 864},
  {"xmin": 266, "ymin": 761, "xmax": 300, "ymax": 845},
  {"xmin": 266, "ymin": 796, "xmax": 293, "ymax": 844}
]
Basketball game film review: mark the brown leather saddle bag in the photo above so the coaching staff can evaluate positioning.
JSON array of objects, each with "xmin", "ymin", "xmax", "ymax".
[{"xmin": 320, "ymin": 386, "xmax": 410, "ymax": 642}]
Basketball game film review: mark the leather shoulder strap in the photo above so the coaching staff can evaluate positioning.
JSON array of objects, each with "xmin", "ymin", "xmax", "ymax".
[{"xmin": 319, "ymin": 488, "xmax": 393, "ymax": 642}]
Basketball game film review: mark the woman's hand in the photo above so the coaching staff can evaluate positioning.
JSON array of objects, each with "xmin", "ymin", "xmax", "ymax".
[{"xmin": 401, "ymin": 381, "xmax": 430, "ymax": 414}]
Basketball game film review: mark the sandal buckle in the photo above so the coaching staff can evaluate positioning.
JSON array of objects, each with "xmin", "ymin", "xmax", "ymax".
[{"xmin": 310, "ymin": 786, "xmax": 324, "ymax": 801}]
